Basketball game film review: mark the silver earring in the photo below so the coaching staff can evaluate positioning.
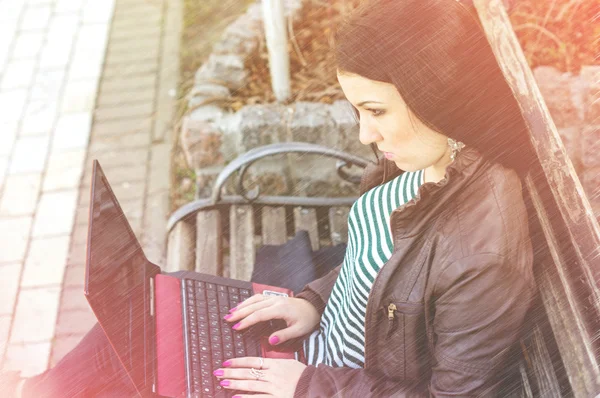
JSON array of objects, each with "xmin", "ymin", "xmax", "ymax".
[{"xmin": 448, "ymin": 138, "xmax": 465, "ymax": 161}]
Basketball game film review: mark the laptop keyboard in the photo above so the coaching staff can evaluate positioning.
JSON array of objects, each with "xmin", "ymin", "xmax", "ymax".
[{"xmin": 183, "ymin": 279, "xmax": 258, "ymax": 397}]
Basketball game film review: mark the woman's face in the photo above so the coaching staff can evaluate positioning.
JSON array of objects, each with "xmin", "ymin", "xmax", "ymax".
[{"xmin": 337, "ymin": 70, "xmax": 451, "ymax": 174}]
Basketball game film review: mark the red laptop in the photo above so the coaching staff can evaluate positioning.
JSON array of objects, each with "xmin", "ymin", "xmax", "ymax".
[{"xmin": 84, "ymin": 160, "xmax": 305, "ymax": 398}]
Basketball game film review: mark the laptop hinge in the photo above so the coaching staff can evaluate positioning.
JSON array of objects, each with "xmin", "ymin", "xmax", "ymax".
[
  {"xmin": 150, "ymin": 277, "xmax": 155, "ymax": 317},
  {"xmin": 149, "ymin": 277, "xmax": 156, "ymax": 394}
]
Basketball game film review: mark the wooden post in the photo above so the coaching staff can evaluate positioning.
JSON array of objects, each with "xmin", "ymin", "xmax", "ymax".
[{"xmin": 262, "ymin": 0, "xmax": 291, "ymax": 102}]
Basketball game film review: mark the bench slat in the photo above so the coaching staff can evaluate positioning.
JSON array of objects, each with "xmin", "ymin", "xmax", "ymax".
[
  {"xmin": 329, "ymin": 207, "xmax": 350, "ymax": 245},
  {"xmin": 294, "ymin": 207, "xmax": 319, "ymax": 251},
  {"xmin": 229, "ymin": 205, "xmax": 255, "ymax": 281},
  {"xmin": 166, "ymin": 220, "xmax": 195, "ymax": 272},
  {"xmin": 261, "ymin": 206, "xmax": 287, "ymax": 245},
  {"xmin": 196, "ymin": 210, "xmax": 222, "ymax": 275}
]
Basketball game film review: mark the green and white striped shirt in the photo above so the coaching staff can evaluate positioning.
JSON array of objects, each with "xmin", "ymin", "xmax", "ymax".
[{"xmin": 303, "ymin": 168, "xmax": 426, "ymax": 368}]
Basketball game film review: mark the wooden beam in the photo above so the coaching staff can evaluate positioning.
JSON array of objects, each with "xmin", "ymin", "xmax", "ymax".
[
  {"xmin": 261, "ymin": 206, "xmax": 287, "ymax": 245},
  {"xmin": 474, "ymin": 0, "xmax": 600, "ymax": 394},
  {"xmin": 195, "ymin": 210, "xmax": 222, "ymax": 276},
  {"xmin": 229, "ymin": 205, "xmax": 255, "ymax": 281},
  {"xmin": 166, "ymin": 219, "xmax": 195, "ymax": 272},
  {"xmin": 294, "ymin": 206, "xmax": 319, "ymax": 251},
  {"xmin": 328, "ymin": 207, "xmax": 350, "ymax": 245}
]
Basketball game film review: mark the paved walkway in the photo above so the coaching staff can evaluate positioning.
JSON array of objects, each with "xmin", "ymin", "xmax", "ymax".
[{"xmin": 0, "ymin": 0, "xmax": 181, "ymax": 377}]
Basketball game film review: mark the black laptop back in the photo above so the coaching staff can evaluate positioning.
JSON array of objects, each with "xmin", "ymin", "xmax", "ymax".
[{"xmin": 85, "ymin": 161, "xmax": 157, "ymax": 395}]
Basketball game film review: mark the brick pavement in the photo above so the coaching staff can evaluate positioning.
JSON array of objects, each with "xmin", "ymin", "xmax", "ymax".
[{"xmin": 0, "ymin": 0, "xmax": 181, "ymax": 378}]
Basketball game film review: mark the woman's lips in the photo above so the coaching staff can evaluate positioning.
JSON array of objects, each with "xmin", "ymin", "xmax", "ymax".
[{"xmin": 383, "ymin": 152, "xmax": 394, "ymax": 159}]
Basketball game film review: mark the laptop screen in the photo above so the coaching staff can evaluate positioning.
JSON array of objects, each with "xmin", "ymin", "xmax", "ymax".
[{"xmin": 85, "ymin": 161, "xmax": 151, "ymax": 393}]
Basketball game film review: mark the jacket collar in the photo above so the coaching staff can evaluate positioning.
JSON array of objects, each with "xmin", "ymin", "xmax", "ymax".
[{"xmin": 359, "ymin": 146, "xmax": 490, "ymax": 240}]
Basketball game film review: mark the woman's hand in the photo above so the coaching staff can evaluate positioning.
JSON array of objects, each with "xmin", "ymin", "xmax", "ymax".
[
  {"xmin": 213, "ymin": 357, "xmax": 306, "ymax": 398},
  {"xmin": 224, "ymin": 295, "xmax": 320, "ymax": 345}
]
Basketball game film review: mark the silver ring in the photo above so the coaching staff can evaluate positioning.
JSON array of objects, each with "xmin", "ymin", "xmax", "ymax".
[
  {"xmin": 250, "ymin": 367, "xmax": 266, "ymax": 381},
  {"xmin": 258, "ymin": 357, "xmax": 264, "ymax": 370}
]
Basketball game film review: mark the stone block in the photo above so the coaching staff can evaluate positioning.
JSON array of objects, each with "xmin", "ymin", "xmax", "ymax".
[
  {"xmin": 3, "ymin": 342, "xmax": 52, "ymax": 377},
  {"xmin": 194, "ymin": 54, "xmax": 247, "ymax": 91},
  {"xmin": 581, "ymin": 126, "xmax": 600, "ymax": 169},
  {"xmin": 9, "ymin": 136, "xmax": 50, "ymax": 174},
  {"xmin": 94, "ymin": 101, "xmax": 154, "ymax": 121},
  {"xmin": 52, "ymin": 112, "xmax": 93, "ymax": 151},
  {"xmin": 0, "ymin": 263, "xmax": 21, "ymax": 315},
  {"xmin": 32, "ymin": 190, "xmax": 78, "ymax": 237},
  {"xmin": 11, "ymin": 31, "xmax": 45, "ymax": 59},
  {"xmin": 60, "ymin": 286, "xmax": 90, "ymax": 311},
  {"xmin": 92, "ymin": 117, "xmax": 153, "ymax": 137},
  {"xmin": 10, "ymin": 286, "xmax": 61, "ymax": 344},
  {"xmin": 0, "ymin": 121, "xmax": 17, "ymax": 156},
  {"xmin": 181, "ymin": 117, "xmax": 225, "ymax": 169},
  {"xmin": 533, "ymin": 66, "xmax": 582, "ymax": 128},
  {"xmin": 88, "ymin": 131, "xmax": 151, "ymax": 153},
  {"xmin": 290, "ymin": 102, "xmax": 337, "ymax": 147},
  {"xmin": 227, "ymin": 104, "xmax": 288, "ymax": 153},
  {"xmin": 20, "ymin": 97, "xmax": 60, "ymax": 136},
  {"xmin": 0, "ymin": 217, "xmax": 32, "ymax": 264},
  {"xmin": 20, "ymin": 5, "xmax": 52, "ymax": 31},
  {"xmin": 581, "ymin": 66, "xmax": 600, "ymax": 124},
  {"xmin": 188, "ymin": 83, "xmax": 231, "ymax": 108},
  {"xmin": 0, "ymin": 89, "xmax": 28, "ymax": 125},
  {"xmin": 188, "ymin": 104, "xmax": 227, "ymax": 124},
  {"xmin": 64, "ymin": 264, "xmax": 86, "ymax": 286},
  {"xmin": 1, "ymin": 59, "xmax": 36, "ymax": 90},
  {"xmin": 0, "ymin": 173, "xmax": 42, "ymax": 216},
  {"xmin": 61, "ymin": 79, "xmax": 99, "ymax": 113},
  {"xmin": 21, "ymin": 236, "xmax": 70, "ymax": 287},
  {"xmin": 43, "ymin": 150, "xmax": 86, "ymax": 192}
]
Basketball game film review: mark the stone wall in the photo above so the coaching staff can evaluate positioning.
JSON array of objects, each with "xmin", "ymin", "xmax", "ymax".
[{"xmin": 179, "ymin": 0, "xmax": 600, "ymax": 216}]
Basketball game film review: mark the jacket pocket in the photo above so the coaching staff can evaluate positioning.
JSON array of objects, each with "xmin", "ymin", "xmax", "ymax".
[{"xmin": 383, "ymin": 300, "xmax": 426, "ymax": 381}]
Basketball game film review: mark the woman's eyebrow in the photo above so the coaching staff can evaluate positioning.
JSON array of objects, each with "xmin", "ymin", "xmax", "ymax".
[{"xmin": 357, "ymin": 101, "xmax": 384, "ymax": 107}]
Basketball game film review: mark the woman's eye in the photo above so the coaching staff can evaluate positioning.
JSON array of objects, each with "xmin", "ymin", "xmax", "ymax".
[{"xmin": 368, "ymin": 109, "xmax": 385, "ymax": 117}]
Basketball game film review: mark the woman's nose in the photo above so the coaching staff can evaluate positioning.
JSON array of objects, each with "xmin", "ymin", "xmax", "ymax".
[{"xmin": 359, "ymin": 120, "xmax": 381, "ymax": 146}]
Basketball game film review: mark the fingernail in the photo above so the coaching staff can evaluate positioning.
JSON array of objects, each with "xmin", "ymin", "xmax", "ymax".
[
  {"xmin": 220, "ymin": 380, "xmax": 230, "ymax": 387},
  {"xmin": 222, "ymin": 360, "xmax": 232, "ymax": 367},
  {"xmin": 223, "ymin": 314, "xmax": 232, "ymax": 320},
  {"xmin": 229, "ymin": 307, "xmax": 237, "ymax": 312},
  {"xmin": 269, "ymin": 335, "xmax": 279, "ymax": 345},
  {"xmin": 213, "ymin": 369, "xmax": 224, "ymax": 376},
  {"xmin": 232, "ymin": 322, "xmax": 241, "ymax": 330}
]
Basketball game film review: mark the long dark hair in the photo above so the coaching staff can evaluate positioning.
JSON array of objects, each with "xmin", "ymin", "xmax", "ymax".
[{"xmin": 333, "ymin": 0, "xmax": 536, "ymax": 178}]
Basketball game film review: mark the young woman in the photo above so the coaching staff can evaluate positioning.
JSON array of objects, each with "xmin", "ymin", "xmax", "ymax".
[
  {"xmin": 3, "ymin": 0, "xmax": 537, "ymax": 396},
  {"xmin": 215, "ymin": 0, "xmax": 537, "ymax": 396}
]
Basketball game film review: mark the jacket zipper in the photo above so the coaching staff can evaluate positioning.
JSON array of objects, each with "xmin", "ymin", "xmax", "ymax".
[{"xmin": 386, "ymin": 303, "xmax": 397, "ymax": 337}]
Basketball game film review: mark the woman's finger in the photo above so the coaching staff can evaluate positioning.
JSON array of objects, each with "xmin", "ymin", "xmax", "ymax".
[
  {"xmin": 218, "ymin": 379, "xmax": 274, "ymax": 395},
  {"xmin": 232, "ymin": 293, "xmax": 267, "ymax": 311},
  {"xmin": 221, "ymin": 356, "xmax": 270, "ymax": 369},
  {"xmin": 224, "ymin": 298, "xmax": 275, "ymax": 324},
  {"xmin": 228, "ymin": 395, "xmax": 271, "ymax": 398},
  {"xmin": 228, "ymin": 305, "xmax": 284, "ymax": 331}
]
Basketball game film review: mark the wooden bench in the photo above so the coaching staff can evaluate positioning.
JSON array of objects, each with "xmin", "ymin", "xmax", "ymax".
[
  {"xmin": 166, "ymin": 142, "xmax": 368, "ymax": 280},
  {"xmin": 166, "ymin": 0, "xmax": 600, "ymax": 396}
]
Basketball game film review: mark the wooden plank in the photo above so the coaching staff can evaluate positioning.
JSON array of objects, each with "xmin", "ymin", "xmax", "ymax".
[
  {"xmin": 474, "ymin": 0, "xmax": 600, "ymax": 395},
  {"xmin": 195, "ymin": 210, "xmax": 222, "ymax": 276},
  {"xmin": 261, "ymin": 206, "xmax": 287, "ymax": 245},
  {"xmin": 229, "ymin": 205, "xmax": 255, "ymax": 281},
  {"xmin": 166, "ymin": 220, "xmax": 195, "ymax": 272},
  {"xmin": 328, "ymin": 207, "xmax": 350, "ymax": 246},
  {"xmin": 294, "ymin": 206, "xmax": 319, "ymax": 251}
]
